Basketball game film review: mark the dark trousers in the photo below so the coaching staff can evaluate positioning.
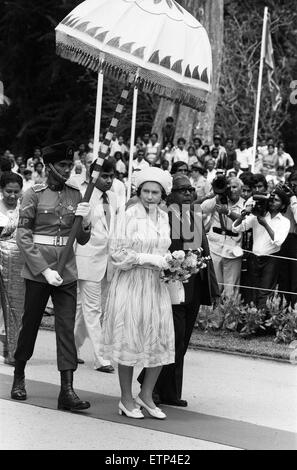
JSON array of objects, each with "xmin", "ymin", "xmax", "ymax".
[
  {"xmin": 278, "ymin": 234, "xmax": 297, "ymax": 307},
  {"xmin": 138, "ymin": 302, "xmax": 199, "ymax": 402},
  {"xmin": 250, "ymin": 254, "xmax": 280, "ymax": 311},
  {"xmin": 240, "ymin": 253, "xmax": 257, "ymax": 305},
  {"xmin": 14, "ymin": 279, "xmax": 78, "ymax": 371}
]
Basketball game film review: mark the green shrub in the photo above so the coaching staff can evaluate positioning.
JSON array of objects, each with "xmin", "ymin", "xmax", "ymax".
[
  {"xmin": 196, "ymin": 293, "xmax": 297, "ymax": 343},
  {"xmin": 266, "ymin": 295, "xmax": 297, "ymax": 344},
  {"xmin": 239, "ymin": 303, "xmax": 266, "ymax": 337}
]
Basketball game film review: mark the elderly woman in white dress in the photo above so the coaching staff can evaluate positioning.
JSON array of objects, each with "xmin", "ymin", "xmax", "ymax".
[{"xmin": 101, "ymin": 167, "xmax": 175, "ymax": 420}]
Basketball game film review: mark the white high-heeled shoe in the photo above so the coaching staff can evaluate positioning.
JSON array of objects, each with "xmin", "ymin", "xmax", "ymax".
[
  {"xmin": 135, "ymin": 396, "xmax": 166, "ymax": 419},
  {"xmin": 118, "ymin": 401, "xmax": 144, "ymax": 419}
]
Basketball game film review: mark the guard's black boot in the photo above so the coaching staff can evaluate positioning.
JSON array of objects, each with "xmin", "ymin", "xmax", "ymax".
[
  {"xmin": 11, "ymin": 360, "xmax": 27, "ymax": 400},
  {"xmin": 58, "ymin": 370, "xmax": 90, "ymax": 411}
]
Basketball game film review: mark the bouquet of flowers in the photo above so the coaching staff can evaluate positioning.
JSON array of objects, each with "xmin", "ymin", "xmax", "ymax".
[{"xmin": 160, "ymin": 249, "xmax": 210, "ymax": 283}]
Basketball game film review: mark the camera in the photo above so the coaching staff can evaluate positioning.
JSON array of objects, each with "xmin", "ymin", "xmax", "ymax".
[
  {"xmin": 276, "ymin": 182, "xmax": 294, "ymax": 197},
  {"xmin": 251, "ymin": 193, "xmax": 272, "ymax": 217},
  {"xmin": 212, "ymin": 175, "xmax": 229, "ymax": 205}
]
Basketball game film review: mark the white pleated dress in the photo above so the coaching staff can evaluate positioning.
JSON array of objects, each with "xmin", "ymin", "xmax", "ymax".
[{"xmin": 100, "ymin": 202, "xmax": 175, "ymax": 368}]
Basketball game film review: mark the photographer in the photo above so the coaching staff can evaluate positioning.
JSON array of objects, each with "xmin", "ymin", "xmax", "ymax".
[
  {"xmin": 277, "ymin": 171, "xmax": 297, "ymax": 307},
  {"xmin": 201, "ymin": 176, "xmax": 245, "ymax": 298},
  {"xmin": 233, "ymin": 187, "xmax": 290, "ymax": 311}
]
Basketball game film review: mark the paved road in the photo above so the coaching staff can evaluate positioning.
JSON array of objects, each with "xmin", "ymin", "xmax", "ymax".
[{"xmin": 1, "ymin": 329, "xmax": 296, "ymax": 450}]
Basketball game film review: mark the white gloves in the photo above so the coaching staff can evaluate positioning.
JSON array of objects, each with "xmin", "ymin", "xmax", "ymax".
[
  {"xmin": 137, "ymin": 253, "xmax": 169, "ymax": 270},
  {"xmin": 75, "ymin": 202, "xmax": 91, "ymax": 227},
  {"xmin": 42, "ymin": 268, "xmax": 63, "ymax": 286}
]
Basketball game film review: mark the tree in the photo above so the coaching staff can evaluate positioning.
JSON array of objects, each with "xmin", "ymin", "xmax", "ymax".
[
  {"xmin": 216, "ymin": 0, "xmax": 297, "ymax": 155},
  {"xmin": 153, "ymin": 0, "xmax": 224, "ymax": 145},
  {"xmin": 0, "ymin": 0, "xmax": 156, "ymax": 154}
]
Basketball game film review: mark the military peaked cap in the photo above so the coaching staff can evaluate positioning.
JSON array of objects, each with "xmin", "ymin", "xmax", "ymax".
[{"xmin": 42, "ymin": 141, "xmax": 75, "ymax": 165}]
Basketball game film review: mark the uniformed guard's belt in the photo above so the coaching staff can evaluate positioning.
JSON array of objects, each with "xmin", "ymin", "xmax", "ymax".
[{"xmin": 33, "ymin": 234, "xmax": 69, "ymax": 246}]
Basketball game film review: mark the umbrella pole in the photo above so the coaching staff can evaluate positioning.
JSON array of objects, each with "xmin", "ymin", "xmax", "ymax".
[
  {"xmin": 92, "ymin": 70, "xmax": 104, "ymax": 161},
  {"xmin": 57, "ymin": 76, "xmax": 134, "ymax": 276},
  {"xmin": 126, "ymin": 84, "xmax": 138, "ymax": 201}
]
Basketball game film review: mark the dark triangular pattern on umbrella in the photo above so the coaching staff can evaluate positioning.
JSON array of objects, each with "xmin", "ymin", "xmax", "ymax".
[
  {"xmin": 149, "ymin": 50, "xmax": 160, "ymax": 64},
  {"xmin": 185, "ymin": 64, "xmax": 192, "ymax": 78},
  {"xmin": 95, "ymin": 30, "xmax": 109, "ymax": 42},
  {"xmin": 55, "ymin": 39, "xmax": 208, "ymax": 111},
  {"xmin": 133, "ymin": 46, "xmax": 146, "ymax": 59},
  {"xmin": 61, "ymin": 13, "xmax": 73, "ymax": 25},
  {"xmin": 107, "ymin": 36, "xmax": 121, "ymax": 48},
  {"xmin": 75, "ymin": 21, "xmax": 92, "ymax": 34},
  {"xmin": 171, "ymin": 59, "xmax": 183, "ymax": 74},
  {"xmin": 120, "ymin": 42, "xmax": 135, "ymax": 53},
  {"xmin": 192, "ymin": 66, "xmax": 200, "ymax": 80},
  {"xmin": 160, "ymin": 56, "xmax": 171, "ymax": 69},
  {"xmin": 86, "ymin": 26, "xmax": 102, "ymax": 38},
  {"xmin": 64, "ymin": 16, "xmax": 81, "ymax": 28},
  {"xmin": 201, "ymin": 68, "xmax": 209, "ymax": 84}
]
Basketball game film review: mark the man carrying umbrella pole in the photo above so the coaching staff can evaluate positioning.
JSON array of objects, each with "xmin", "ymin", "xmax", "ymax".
[{"xmin": 11, "ymin": 141, "xmax": 92, "ymax": 412}]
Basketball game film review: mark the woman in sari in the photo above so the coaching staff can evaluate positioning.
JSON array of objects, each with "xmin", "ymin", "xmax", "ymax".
[{"xmin": 0, "ymin": 172, "xmax": 24, "ymax": 365}]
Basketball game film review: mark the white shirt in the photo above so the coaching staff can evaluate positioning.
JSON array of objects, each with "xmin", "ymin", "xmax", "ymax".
[
  {"xmin": 188, "ymin": 155, "xmax": 199, "ymax": 167},
  {"xmin": 201, "ymin": 197, "xmax": 245, "ymax": 258},
  {"xmin": 206, "ymin": 169, "xmax": 217, "ymax": 183},
  {"xmin": 284, "ymin": 195, "xmax": 297, "ymax": 234},
  {"xmin": 110, "ymin": 141, "xmax": 129, "ymax": 157},
  {"xmin": 146, "ymin": 142, "xmax": 161, "ymax": 164},
  {"xmin": 190, "ymin": 176, "xmax": 211, "ymax": 199},
  {"xmin": 111, "ymin": 177, "xmax": 126, "ymax": 207},
  {"xmin": 235, "ymin": 148, "xmax": 252, "ymax": 169},
  {"xmin": 132, "ymin": 159, "xmax": 149, "ymax": 171},
  {"xmin": 277, "ymin": 152, "xmax": 294, "ymax": 168},
  {"xmin": 226, "ymin": 168, "xmax": 243, "ymax": 178},
  {"xmin": 115, "ymin": 159, "xmax": 127, "ymax": 174},
  {"xmin": 22, "ymin": 179, "xmax": 35, "ymax": 193},
  {"xmin": 232, "ymin": 212, "xmax": 290, "ymax": 256},
  {"xmin": 172, "ymin": 148, "xmax": 189, "ymax": 164}
]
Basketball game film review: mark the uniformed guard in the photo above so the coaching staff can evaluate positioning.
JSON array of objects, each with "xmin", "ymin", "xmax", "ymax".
[{"xmin": 11, "ymin": 141, "xmax": 92, "ymax": 411}]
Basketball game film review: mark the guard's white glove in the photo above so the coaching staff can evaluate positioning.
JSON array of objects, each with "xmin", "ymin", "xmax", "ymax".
[
  {"xmin": 75, "ymin": 202, "xmax": 91, "ymax": 227},
  {"xmin": 137, "ymin": 253, "xmax": 169, "ymax": 270},
  {"xmin": 42, "ymin": 268, "xmax": 63, "ymax": 286}
]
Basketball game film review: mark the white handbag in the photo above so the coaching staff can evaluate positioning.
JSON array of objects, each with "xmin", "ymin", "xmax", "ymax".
[{"xmin": 166, "ymin": 280, "xmax": 185, "ymax": 305}]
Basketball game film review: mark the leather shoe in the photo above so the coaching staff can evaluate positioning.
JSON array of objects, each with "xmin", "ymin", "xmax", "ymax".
[
  {"xmin": 96, "ymin": 365, "xmax": 114, "ymax": 373},
  {"xmin": 161, "ymin": 399, "xmax": 188, "ymax": 407},
  {"xmin": 77, "ymin": 358, "xmax": 85, "ymax": 364},
  {"xmin": 11, "ymin": 375, "xmax": 27, "ymax": 401}
]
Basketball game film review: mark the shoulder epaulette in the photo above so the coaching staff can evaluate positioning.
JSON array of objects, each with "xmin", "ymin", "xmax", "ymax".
[
  {"xmin": 32, "ymin": 183, "xmax": 48, "ymax": 193},
  {"xmin": 65, "ymin": 180, "xmax": 80, "ymax": 191}
]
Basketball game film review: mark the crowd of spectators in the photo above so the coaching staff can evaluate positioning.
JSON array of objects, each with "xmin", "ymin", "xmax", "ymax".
[{"xmin": 1, "ymin": 114, "xmax": 296, "ymax": 316}]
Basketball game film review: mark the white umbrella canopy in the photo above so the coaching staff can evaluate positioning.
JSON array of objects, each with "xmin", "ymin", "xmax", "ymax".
[
  {"xmin": 56, "ymin": 0, "xmax": 212, "ymax": 110},
  {"xmin": 55, "ymin": 0, "xmax": 212, "ymax": 275}
]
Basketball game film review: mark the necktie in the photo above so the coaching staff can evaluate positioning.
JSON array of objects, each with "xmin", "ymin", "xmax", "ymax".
[{"xmin": 102, "ymin": 192, "xmax": 111, "ymax": 229}]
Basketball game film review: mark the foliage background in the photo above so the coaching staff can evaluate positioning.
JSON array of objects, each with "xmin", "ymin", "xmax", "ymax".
[{"xmin": 0, "ymin": 0, "xmax": 296, "ymax": 159}]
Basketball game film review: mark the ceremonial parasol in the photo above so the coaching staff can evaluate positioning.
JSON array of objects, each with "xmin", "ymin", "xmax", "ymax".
[{"xmin": 55, "ymin": 0, "xmax": 212, "ymax": 274}]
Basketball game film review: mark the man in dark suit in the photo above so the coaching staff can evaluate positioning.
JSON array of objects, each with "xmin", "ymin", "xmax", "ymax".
[{"xmin": 138, "ymin": 174, "xmax": 220, "ymax": 407}]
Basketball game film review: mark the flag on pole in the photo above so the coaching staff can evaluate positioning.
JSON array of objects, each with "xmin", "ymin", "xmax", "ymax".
[{"xmin": 265, "ymin": 14, "xmax": 282, "ymax": 111}]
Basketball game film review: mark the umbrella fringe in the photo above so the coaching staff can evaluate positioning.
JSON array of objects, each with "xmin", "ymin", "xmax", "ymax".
[{"xmin": 56, "ymin": 41, "xmax": 207, "ymax": 111}]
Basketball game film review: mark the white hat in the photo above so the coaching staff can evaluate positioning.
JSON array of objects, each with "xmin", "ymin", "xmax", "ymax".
[{"xmin": 135, "ymin": 167, "xmax": 172, "ymax": 195}]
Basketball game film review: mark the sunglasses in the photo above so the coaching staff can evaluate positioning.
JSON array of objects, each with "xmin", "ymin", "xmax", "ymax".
[{"xmin": 173, "ymin": 186, "xmax": 195, "ymax": 194}]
